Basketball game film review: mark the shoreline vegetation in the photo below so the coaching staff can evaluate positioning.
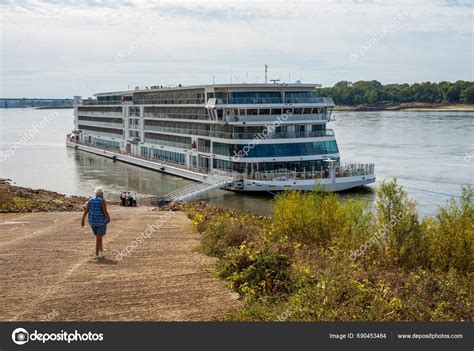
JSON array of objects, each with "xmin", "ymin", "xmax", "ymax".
[
  {"xmin": 0, "ymin": 179, "xmax": 87, "ymax": 212},
  {"xmin": 2, "ymin": 180, "xmax": 472, "ymax": 321},
  {"xmin": 334, "ymin": 102, "xmax": 474, "ymax": 112},
  {"xmin": 184, "ymin": 181, "xmax": 473, "ymax": 321},
  {"xmin": 318, "ymin": 80, "xmax": 474, "ymax": 112}
]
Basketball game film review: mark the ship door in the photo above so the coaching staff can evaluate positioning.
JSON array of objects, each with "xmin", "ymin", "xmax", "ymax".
[
  {"xmin": 126, "ymin": 143, "xmax": 131, "ymax": 154},
  {"xmin": 198, "ymin": 156, "xmax": 210, "ymax": 172}
]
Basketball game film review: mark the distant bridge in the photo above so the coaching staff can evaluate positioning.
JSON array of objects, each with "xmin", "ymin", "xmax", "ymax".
[{"xmin": 0, "ymin": 98, "xmax": 73, "ymax": 108}]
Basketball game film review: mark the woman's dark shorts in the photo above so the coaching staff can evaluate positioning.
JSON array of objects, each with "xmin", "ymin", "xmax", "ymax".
[{"xmin": 91, "ymin": 224, "xmax": 107, "ymax": 236}]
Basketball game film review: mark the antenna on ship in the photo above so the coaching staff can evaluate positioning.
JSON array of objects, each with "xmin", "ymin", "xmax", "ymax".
[{"xmin": 265, "ymin": 64, "xmax": 268, "ymax": 84}]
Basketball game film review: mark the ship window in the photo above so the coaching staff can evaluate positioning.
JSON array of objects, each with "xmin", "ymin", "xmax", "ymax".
[
  {"xmin": 213, "ymin": 141, "xmax": 339, "ymax": 158},
  {"xmin": 303, "ymin": 108, "xmax": 312, "ymax": 114},
  {"xmin": 217, "ymin": 109, "xmax": 223, "ymax": 119},
  {"xmin": 285, "ymin": 91, "xmax": 318, "ymax": 103},
  {"xmin": 228, "ymin": 91, "xmax": 282, "ymax": 104},
  {"xmin": 259, "ymin": 109, "xmax": 270, "ymax": 115},
  {"xmin": 247, "ymin": 109, "xmax": 258, "ymax": 115},
  {"xmin": 239, "ymin": 109, "xmax": 246, "ymax": 115},
  {"xmin": 271, "ymin": 108, "xmax": 282, "ymax": 115},
  {"xmin": 293, "ymin": 108, "xmax": 303, "ymax": 114},
  {"xmin": 312, "ymin": 124, "xmax": 325, "ymax": 131}
]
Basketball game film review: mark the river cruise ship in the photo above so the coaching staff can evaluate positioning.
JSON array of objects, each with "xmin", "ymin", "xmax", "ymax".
[{"xmin": 66, "ymin": 83, "xmax": 375, "ymax": 192}]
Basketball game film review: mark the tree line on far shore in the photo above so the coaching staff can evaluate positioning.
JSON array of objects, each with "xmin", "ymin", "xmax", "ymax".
[{"xmin": 316, "ymin": 80, "xmax": 474, "ymax": 105}]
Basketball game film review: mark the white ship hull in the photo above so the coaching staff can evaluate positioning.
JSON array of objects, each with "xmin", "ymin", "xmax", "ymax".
[{"xmin": 66, "ymin": 141, "xmax": 375, "ymax": 192}]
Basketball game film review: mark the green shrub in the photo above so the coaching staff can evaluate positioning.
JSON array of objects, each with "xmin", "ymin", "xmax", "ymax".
[
  {"xmin": 216, "ymin": 241, "xmax": 293, "ymax": 302},
  {"xmin": 427, "ymin": 186, "xmax": 474, "ymax": 273},
  {"xmin": 200, "ymin": 213, "xmax": 261, "ymax": 258},
  {"xmin": 272, "ymin": 190, "xmax": 338, "ymax": 245},
  {"xmin": 0, "ymin": 197, "xmax": 32, "ymax": 212},
  {"xmin": 375, "ymin": 179, "xmax": 427, "ymax": 269}
]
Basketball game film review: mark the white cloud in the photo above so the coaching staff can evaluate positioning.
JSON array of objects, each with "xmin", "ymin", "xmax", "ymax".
[{"xmin": 0, "ymin": 0, "xmax": 472, "ymax": 97}]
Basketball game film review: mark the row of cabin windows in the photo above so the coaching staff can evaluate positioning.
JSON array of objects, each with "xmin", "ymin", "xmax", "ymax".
[
  {"xmin": 207, "ymin": 91, "xmax": 320, "ymax": 104},
  {"xmin": 213, "ymin": 159, "xmax": 334, "ymax": 173},
  {"xmin": 140, "ymin": 146, "xmax": 186, "ymax": 164},
  {"xmin": 94, "ymin": 139, "xmax": 120, "ymax": 150},
  {"xmin": 216, "ymin": 107, "xmax": 326, "ymax": 118},
  {"xmin": 78, "ymin": 124, "xmax": 123, "ymax": 135},
  {"xmin": 78, "ymin": 116, "xmax": 123, "ymax": 124},
  {"xmin": 143, "ymin": 132, "xmax": 191, "ymax": 145},
  {"xmin": 78, "ymin": 106, "xmax": 122, "ymax": 112},
  {"xmin": 213, "ymin": 140, "xmax": 339, "ymax": 158}
]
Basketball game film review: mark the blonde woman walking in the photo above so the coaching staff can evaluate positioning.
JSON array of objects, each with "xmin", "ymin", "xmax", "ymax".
[{"xmin": 81, "ymin": 187, "xmax": 111, "ymax": 259}]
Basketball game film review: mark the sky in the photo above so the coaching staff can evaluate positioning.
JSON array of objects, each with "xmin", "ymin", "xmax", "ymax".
[{"xmin": 0, "ymin": 0, "xmax": 472, "ymax": 98}]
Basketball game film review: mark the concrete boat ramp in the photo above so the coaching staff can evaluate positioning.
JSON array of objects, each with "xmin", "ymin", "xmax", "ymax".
[{"xmin": 0, "ymin": 206, "xmax": 241, "ymax": 321}]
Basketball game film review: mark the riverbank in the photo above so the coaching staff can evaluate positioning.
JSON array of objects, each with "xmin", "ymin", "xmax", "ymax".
[
  {"xmin": 334, "ymin": 103, "xmax": 474, "ymax": 112},
  {"xmin": 0, "ymin": 179, "xmax": 88, "ymax": 213}
]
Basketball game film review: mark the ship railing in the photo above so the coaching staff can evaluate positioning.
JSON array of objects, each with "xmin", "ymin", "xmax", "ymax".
[
  {"xmin": 228, "ymin": 129, "xmax": 335, "ymax": 139},
  {"xmin": 143, "ymin": 139, "xmax": 192, "ymax": 150},
  {"xmin": 214, "ymin": 97, "xmax": 335, "ymax": 105},
  {"xmin": 240, "ymin": 163, "xmax": 375, "ymax": 181},
  {"xmin": 337, "ymin": 163, "xmax": 375, "ymax": 178},
  {"xmin": 143, "ymin": 112, "xmax": 209, "ymax": 119},
  {"xmin": 197, "ymin": 146, "xmax": 211, "ymax": 153},
  {"xmin": 77, "ymin": 111, "xmax": 123, "ymax": 117},
  {"xmin": 136, "ymin": 98, "xmax": 205, "ymax": 105},
  {"xmin": 81, "ymin": 101, "xmax": 121, "ymax": 106},
  {"xmin": 141, "ymin": 126, "xmax": 335, "ymax": 140}
]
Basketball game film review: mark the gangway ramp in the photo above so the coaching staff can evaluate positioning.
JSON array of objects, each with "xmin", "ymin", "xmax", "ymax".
[{"xmin": 151, "ymin": 174, "xmax": 237, "ymax": 205}]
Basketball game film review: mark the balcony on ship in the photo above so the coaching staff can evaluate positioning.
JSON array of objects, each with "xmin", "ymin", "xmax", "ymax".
[
  {"xmin": 77, "ymin": 110, "xmax": 123, "ymax": 117},
  {"xmin": 142, "ymin": 125, "xmax": 335, "ymax": 140},
  {"xmin": 77, "ymin": 120, "xmax": 124, "ymax": 129}
]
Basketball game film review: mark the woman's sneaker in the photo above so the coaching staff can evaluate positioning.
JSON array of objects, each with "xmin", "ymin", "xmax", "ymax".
[{"xmin": 98, "ymin": 250, "xmax": 105, "ymax": 259}]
